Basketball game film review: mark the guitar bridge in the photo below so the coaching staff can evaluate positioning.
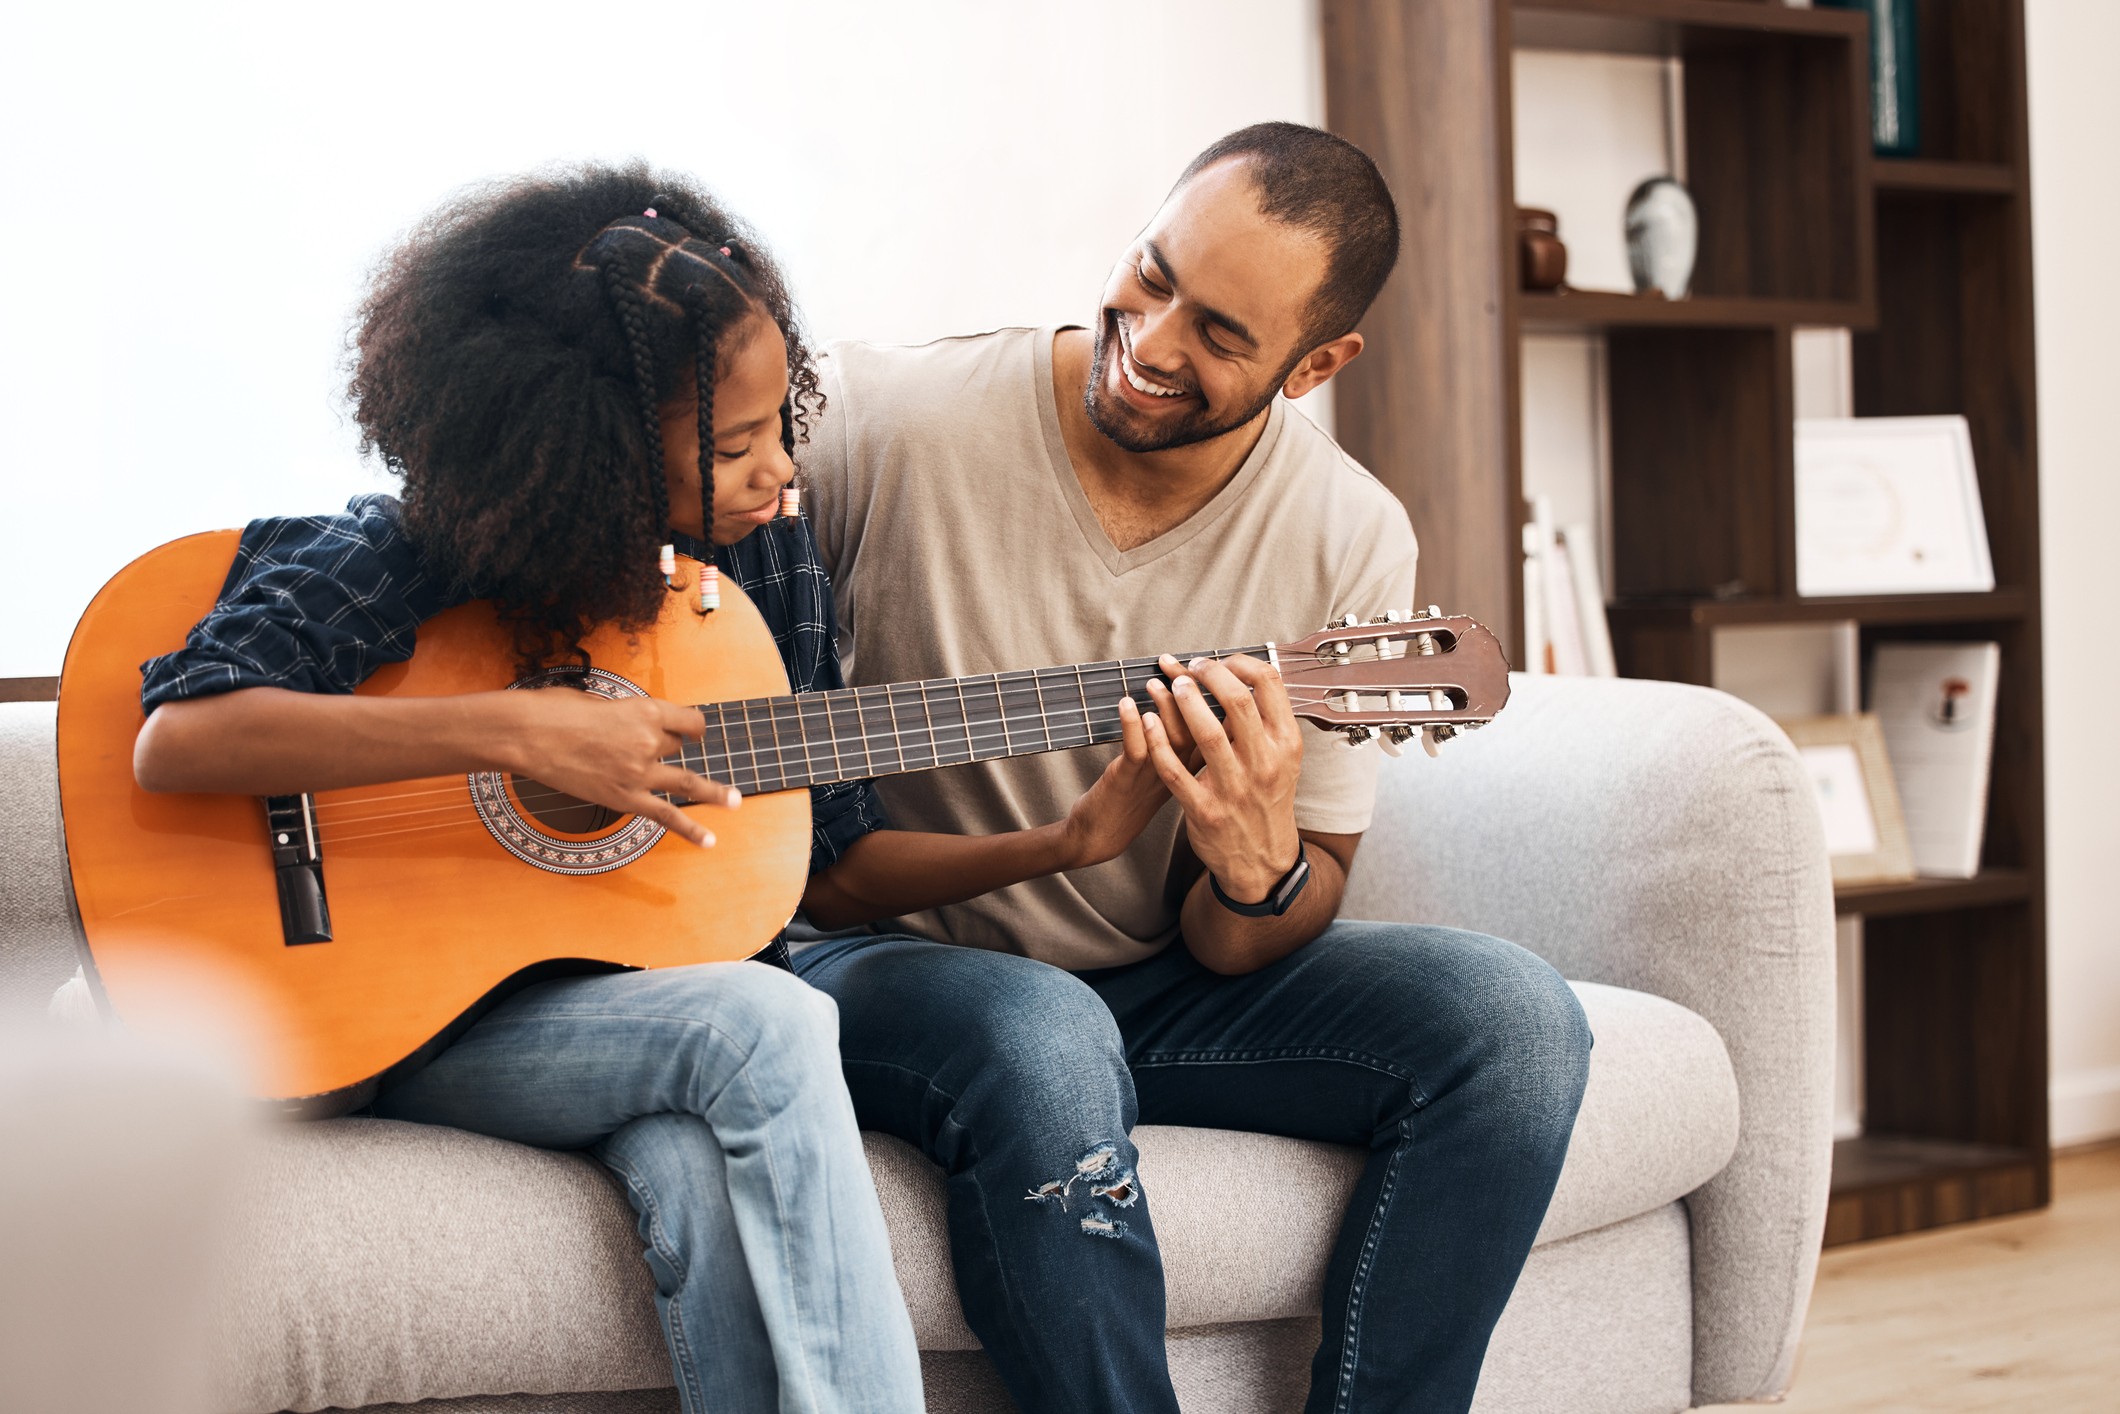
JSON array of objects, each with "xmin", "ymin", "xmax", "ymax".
[{"xmin": 263, "ymin": 794, "xmax": 333, "ymax": 945}]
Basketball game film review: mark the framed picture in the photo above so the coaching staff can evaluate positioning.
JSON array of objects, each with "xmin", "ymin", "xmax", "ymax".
[
  {"xmin": 1795, "ymin": 415, "xmax": 1995, "ymax": 597},
  {"xmin": 1777, "ymin": 714, "xmax": 1918, "ymax": 887}
]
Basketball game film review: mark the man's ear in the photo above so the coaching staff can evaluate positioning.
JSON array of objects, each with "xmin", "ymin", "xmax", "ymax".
[{"xmin": 1282, "ymin": 333, "xmax": 1364, "ymax": 400}]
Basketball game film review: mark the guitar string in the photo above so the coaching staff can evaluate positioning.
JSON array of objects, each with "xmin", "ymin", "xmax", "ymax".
[
  {"xmin": 303, "ymin": 686, "xmax": 1465, "ymax": 848},
  {"xmin": 297, "ymin": 674, "xmax": 1465, "ymax": 836},
  {"xmin": 289, "ymin": 637, "xmax": 1476, "ymax": 843},
  {"xmin": 302, "ymin": 652, "xmax": 1467, "ymax": 824},
  {"xmin": 303, "ymin": 655, "xmax": 1224, "ymax": 821},
  {"xmin": 301, "ymin": 675, "xmax": 1439, "ymax": 828}
]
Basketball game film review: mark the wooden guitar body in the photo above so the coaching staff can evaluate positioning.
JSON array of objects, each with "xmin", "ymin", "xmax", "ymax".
[{"xmin": 57, "ymin": 531, "xmax": 809, "ymax": 1112}]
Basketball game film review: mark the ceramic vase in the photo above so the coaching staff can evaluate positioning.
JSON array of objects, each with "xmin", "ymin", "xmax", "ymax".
[
  {"xmin": 1625, "ymin": 177, "xmax": 1697, "ymax": 301},
  {"xmin": 1516, "ymin": 208, "xmax": 1568, "ymax": 290}
]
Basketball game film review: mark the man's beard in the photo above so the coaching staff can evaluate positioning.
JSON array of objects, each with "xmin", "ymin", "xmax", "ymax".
[{"xmin": 1082, "ymin": 310, "xmax": 1290, "ymax": 454}]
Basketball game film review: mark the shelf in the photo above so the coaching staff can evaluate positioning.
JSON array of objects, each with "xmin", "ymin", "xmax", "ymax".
[
  {"xmin": 1513, "ymin": 0, "xmax": 1865, "ymax": 56},
  {"xmin": 1836, "ymin": 868, "xmax": 2033, "ymax": 918},
  {"xmin": 1518, "ymin": 290, "xmax": 1874, "ymax": 330},
  {"xmin": 0, "ymin": 677, "xmax": 58, "ymax": 704},
  {"xmin": 1607, "ymin": 587, "xmax": 2032, "ymax": 630},
  {"xmin": 1873, "ymin": 159, "xmax": 2016, "ymax": 197},
  {"xmin": 1825, "ymin": 1134, "xmax": 2042, "ymax": 1245}
]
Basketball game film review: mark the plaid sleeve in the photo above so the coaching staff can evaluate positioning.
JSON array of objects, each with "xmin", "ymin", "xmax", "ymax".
[
  {"xmin": 686, "ymin": 514, "xmax": 888, "ymax": 875},
  {"xmin": 139, "ymin": 495, "xmax": 462, "ymax": 711}
]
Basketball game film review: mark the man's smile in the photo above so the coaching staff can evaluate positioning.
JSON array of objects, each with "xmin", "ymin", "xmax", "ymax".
[{"xmin": 1115, "ymin": 318, "xmax": 1189, "ymax": 400}]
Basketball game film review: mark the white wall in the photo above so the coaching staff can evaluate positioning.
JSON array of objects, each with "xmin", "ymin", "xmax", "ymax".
[
  {"xmin": 2027, "ymin": 0, "xmax": 2120, "ymax": 1146},
  {"xmin": 0, "ymin": 0, "xmax": 1325, "ymax": 679}
]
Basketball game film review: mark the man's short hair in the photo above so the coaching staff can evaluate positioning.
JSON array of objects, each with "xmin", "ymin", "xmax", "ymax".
[{"xmin": 1172, "ymin": 122, "xmax": 1401, "ymax": 352}]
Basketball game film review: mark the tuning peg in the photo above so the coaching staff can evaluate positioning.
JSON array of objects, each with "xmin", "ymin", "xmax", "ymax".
[
  {"xmin": 1340, "ymin": 725, "xmax": 1374, "ymax": 747},
  {"xmin": 1430, "ymin": 724, "xmax": 1458, "ymax": 744},
  {"xmin": 1427, "ymin": 604, "xmax": 1443, "ymax": 620},
  {"xmin": 1421, "ymin": 728, "xmax": 1442, "ymax": 759},
  {"xmin": 1329, "ymin": 614, "xmax": 1360, "ymax": 629},
  {"xmin": 1369, "ymin": 610, "xmax": 1404, "ymax": 624},
  {"xmin": 1379, "ymin": 724, "xmax": 1417, "ymax": 759}
]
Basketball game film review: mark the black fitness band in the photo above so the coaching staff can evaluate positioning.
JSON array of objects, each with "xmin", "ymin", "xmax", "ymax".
[{"xmin": 1209, "ymin": 845, "xmax": 1312, "ymax": 918}]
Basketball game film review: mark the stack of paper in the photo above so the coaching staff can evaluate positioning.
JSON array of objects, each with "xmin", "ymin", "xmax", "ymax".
[{"xmin": 1870, "ymin": 642, "xmax": 2001, "ymax": 878}]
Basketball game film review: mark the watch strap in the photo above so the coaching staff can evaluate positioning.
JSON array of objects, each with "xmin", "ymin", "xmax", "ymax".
[{"xmin": 1209, "ymin": 846, "xmax": 1312, "ymax": 918}]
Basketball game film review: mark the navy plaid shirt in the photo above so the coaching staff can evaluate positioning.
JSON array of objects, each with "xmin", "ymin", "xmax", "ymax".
[{"xmin": 140, "ymin": 494, "xmax": 886, "ymax": 873}]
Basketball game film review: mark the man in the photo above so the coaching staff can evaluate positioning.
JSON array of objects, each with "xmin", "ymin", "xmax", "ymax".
[{"xmin": 792, "ymin": 124, "xmax": 1592, "ymax": 1414}]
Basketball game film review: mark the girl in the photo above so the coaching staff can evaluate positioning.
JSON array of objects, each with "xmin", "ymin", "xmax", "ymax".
[{"xmin": 132, "ymin": 161, "xmax": 1181, "ymax": 1413}]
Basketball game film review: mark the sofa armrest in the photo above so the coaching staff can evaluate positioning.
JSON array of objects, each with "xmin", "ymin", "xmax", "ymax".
[{"xmin": 1339, "ymin": 673, "xmax": 1834, "ymax": 1405}]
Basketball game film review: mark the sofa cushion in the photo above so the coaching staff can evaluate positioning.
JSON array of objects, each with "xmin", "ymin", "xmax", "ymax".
[
  {"xmin": 209, "ymin": 980, "xmax": 1736, "ymax": 1410},
  {"xmin": 0, "ymin": 703, "xmax": 77, "ymax": 1024}
]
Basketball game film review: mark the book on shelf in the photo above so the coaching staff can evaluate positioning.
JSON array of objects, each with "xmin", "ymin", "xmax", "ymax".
[
  {"xmin": 1521, "ymin": 496, "xmax": 1615, "ymax": 678},
  {"xmin": 1870, "ymin": 642, "xmax": 2000, "ymax": 879}
]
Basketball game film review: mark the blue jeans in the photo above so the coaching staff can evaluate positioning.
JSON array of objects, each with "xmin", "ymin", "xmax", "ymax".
[
  {"xmin": 373, "ymin": 961, "xmax": 924, "ymax": 1414},
  {"xmin": 793, "ymin": 921, "xmax": 1591, "ymax": 1414}
]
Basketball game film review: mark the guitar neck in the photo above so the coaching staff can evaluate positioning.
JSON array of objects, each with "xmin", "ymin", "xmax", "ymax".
[{"xmin": 671, "ymin": 648, "xmax": 1262, "ymax": 795}]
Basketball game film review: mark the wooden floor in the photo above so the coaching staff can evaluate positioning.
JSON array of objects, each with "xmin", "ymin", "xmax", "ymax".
[{"xmin": 1701, "ymin": 1144, "xmax": 2120, "ymax": 1414}]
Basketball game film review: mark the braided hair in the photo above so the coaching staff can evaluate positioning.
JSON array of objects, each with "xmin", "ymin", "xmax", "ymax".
[{"xmin": 349, "ymin": 161, "xmax": 822, "ymax": 669}]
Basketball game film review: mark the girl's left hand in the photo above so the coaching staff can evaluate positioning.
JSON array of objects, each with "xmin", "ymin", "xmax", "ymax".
[{"xmin": 1058, "ymin": 696, "xmax": 1199, "ymax": 869}]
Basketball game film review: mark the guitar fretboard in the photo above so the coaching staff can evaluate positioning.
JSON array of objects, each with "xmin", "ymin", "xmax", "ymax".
[{"xmin": 669, "ymin": 649, "xmax": 1259, "ymax": 796}]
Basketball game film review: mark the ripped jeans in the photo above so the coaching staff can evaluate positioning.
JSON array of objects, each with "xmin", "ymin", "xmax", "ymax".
[{"xmin": 793, "ymin": 922, "xmax": 1591, "ymax": 1414}]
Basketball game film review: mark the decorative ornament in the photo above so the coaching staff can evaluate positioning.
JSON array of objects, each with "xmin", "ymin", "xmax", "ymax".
[{"xmin": 1625, "ymin": 177, "xmax": 1698, "ymax": 301}]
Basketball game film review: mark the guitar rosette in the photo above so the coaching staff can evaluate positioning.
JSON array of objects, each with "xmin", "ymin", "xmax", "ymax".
[{"xmin": 469, "ymin": 666, "xmax": 667, "ymax": 875}]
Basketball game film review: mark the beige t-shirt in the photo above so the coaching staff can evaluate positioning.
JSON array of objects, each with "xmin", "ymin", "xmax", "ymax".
[{"xmin": 801, "ymin": 327, "xmax": 1420, "ymax": 970}]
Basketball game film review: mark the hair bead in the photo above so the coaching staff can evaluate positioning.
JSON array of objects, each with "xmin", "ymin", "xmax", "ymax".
[
  {"xmin": 780, "ymin": 485, "xmax": 801, "ymax": 519},
  {"xmin": 698, "ymin": 562, "xmax": 720, "ymax": 614},
  {"xmin": 658, "ymin": 543, "xmax": 677, "ymax": 584}
]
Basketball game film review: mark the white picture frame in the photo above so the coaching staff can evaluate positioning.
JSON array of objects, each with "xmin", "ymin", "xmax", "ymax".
[{"xmin": 1795, "ymin": 415, "xmax": 1995, "ymax": 597}]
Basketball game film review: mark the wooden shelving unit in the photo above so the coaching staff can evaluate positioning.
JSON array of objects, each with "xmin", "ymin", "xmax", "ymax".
[{"xmin": 1325, "ymin": 0, "xmax": 2048, "ymax": 1246}]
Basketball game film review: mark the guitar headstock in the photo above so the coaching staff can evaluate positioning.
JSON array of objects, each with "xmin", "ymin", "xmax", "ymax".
[{"xmin": 1274, "ymin": 607, "xmax": 1510, "ymax": 757}]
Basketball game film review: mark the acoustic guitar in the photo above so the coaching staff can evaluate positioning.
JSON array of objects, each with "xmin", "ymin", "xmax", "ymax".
[{"xmin": 56, "ymin": 530, "xmax": 1510, "ymax": 1114}]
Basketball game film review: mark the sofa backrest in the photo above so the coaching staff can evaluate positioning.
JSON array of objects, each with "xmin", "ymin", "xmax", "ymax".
[{"xmin": 0, "ymin": 703, "xmax": 80, "ymax": 1024}]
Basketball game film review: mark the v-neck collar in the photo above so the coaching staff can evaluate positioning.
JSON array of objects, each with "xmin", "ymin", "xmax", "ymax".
[{"xmin": 1033, "ymin": 326, "xmax": 1286, "ymax": 579}]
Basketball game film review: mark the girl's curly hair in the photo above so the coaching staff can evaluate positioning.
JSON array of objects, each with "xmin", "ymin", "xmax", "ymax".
[{"xmin": 349, "ymin": 160, "xmax": 821, "ymax": 668}]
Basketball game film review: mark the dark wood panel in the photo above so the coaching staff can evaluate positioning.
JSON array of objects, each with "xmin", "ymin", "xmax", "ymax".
[
  {"xmin": 1825, "ymin": 1135, "xmax": 2042, "ymax": 1246},
  {"xmin": 1685, "ymin": 23, "xmax": 1871, "ymax": 304},
  {"xmin": 1873, "ymin": 159, "xmax": 2014, "ymax": 195},
  {"xmin": 0, "ymin": 677, "xmax": 58, "ymax": 704},
  {"xmin": 1324, "ymin": 0, "xmax": 1519, "ymax": 652},
  {"xmin": 1915, "ymin": 0, "xmax": 2017, "ymax": 165},
  {"xmin": 1611, "ymin": 623, "xmax": 1709, "ymax": 685},
  {"xmin": 1865, "ymin": 902, "xmax": 2049, "ymax": 1167},
  {"xmin": 1608, "ymin": 328, "xmax": 1783, "ymax": 598},
  {"xmin": 1836, "ymin": 868, "xmax": 2031, "ymax": 918},
  {"xmin": 1517, "ymin": 290, "xmax": 1871, "ymax": 329},
  {"xmin": 1513, "ymin": 0, "xmax": 1865, "ymax": 53},
  {"xmin": 1606, "ymin": 586, "xmax": 2029, "ymax": 629}
]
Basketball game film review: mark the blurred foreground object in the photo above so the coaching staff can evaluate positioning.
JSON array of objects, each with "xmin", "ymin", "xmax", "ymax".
[{"xmin": 0, "ymin": 1031, "xmax": 250, "ymax": 1414}]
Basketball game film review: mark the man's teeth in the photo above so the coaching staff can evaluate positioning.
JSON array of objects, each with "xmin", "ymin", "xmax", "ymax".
[{"xmin": 1123, "ymin": 360, "xmax": 1184, "ymax": 397}]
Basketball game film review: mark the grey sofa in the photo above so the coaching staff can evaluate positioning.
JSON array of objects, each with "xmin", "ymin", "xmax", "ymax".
[{"xmin": 0, "ymin": 672, "xmax": 1835, "ymax": 1414}]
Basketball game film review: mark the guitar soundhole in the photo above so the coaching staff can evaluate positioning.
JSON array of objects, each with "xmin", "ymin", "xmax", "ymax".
[
  {"xmin": 468, "ymin": 665, "xmax": 667, "ymax": 875},
  {"xmin": 509, "ymin": 776, "xmax": 623, "ymax": 834}
]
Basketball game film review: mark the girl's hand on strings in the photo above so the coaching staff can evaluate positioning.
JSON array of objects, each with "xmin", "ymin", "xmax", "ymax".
[
  {"xmin": 1058, "ymin": 694, "xmax": 1201, "ymax": 869},
  {"xmin": 499, "ymin": 688, "xmax": 739, "ymax": 847}
]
